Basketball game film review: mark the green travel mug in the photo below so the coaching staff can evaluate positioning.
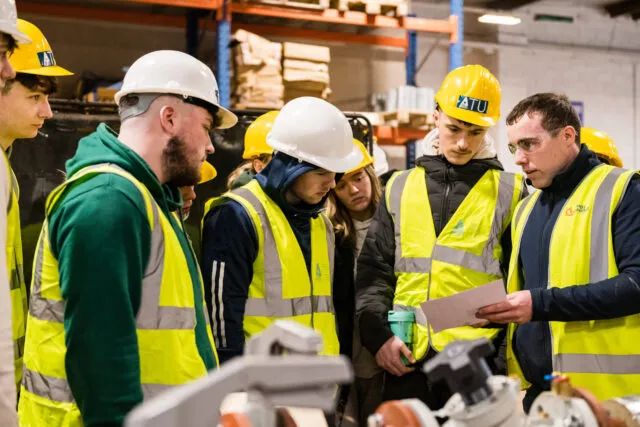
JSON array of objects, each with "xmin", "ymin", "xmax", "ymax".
[{"xmin": 388, "ymin": 311, "xmax": 415, "ymax": 366}]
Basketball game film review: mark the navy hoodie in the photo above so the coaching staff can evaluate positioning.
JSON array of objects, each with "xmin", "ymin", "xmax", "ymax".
[
  {"xmin": 201, "ymin": 153, "xmax": 332, "ymax": 364},
  {"xmin": 515, "ymin": 145, "xmax": 640, "ymax": 411}
]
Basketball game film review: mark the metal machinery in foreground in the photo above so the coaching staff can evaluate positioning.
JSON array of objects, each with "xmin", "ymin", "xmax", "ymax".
[
  {"xmin": 124, "ymin": 320, "xmax": 640, "ymax": 427},
  {"xmin": 370, "ymin": 339, "xmax": 640, "ymax": 427},
  {"xmin": 124, "ymin": 320, "xmax": 353, "ymax": 427}
]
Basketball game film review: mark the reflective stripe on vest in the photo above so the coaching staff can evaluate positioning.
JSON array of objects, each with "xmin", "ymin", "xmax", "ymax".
[
  {"xmin": 389, "ymin": 168, "xmax": 517, "ymax": 327},
  {"xmin": 4, "ymin": 151, "xmax": 26, "ymax": 387},
  {"xmin": 507, "ymin": 165, "xmax": 640, "ymax": 399},
  {"xmin": 232, "ymin": 186, "xmax": 335, "ymax": 318},
  {"xmin": 20, "ymin": 164, "xmax": 212, "ymax": 415}
]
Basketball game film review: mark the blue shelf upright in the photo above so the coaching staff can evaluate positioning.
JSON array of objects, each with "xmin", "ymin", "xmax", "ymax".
[{"xmin": 216, "ymin": 1, "xmax": 232, "ymax": 109}]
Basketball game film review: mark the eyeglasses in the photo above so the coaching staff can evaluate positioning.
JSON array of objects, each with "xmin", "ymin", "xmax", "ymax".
[
  {"xmin": 508, "ymin": 139, "xmax": 540, "ymax": 155},
  {"xmin": 508, "ymin": 128, "xmax": 565, "ymax": 155}
]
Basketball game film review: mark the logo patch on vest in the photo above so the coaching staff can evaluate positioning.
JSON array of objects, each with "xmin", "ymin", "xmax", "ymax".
[
  {"xmin": 316, "ymin": 264, "xmax": 322, "ymax": 279},
  {"xmin": 456, "ymin": 96, "xmax": 489, "ymax": 114},
  {"xmin": 565, "ymin": 204, "xmax": 589, "ymax": 216},
  {"xmin": 37, "ymin": 51, "xmax": 56, "ymax": 68},
  {"xmin": 452, "ymin": 220, "xmax": 464, "ymax": 236}
]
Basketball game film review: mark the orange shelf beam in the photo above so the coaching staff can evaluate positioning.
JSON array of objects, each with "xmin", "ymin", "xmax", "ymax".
[
  {"xmin": 119, "ymin": 0, "xmax": 221, "ymax": 9},
  {"xmin": 235, "ymin": 23, "xmax": 407, "ymax": 48},
  {"xmin": 19, "ymin": 1, "xmax": 188, "ymax": 27},
  {"xmin": 231, "ymin": 2, "xmax": 457, "ymax": 37},
  {"xmin": 20, "ymin": 1, "xmax": 456, "ymax": 43},
  {"xmin": 374, "ymin": 125, "xmax": 429, "ymax": 145}
]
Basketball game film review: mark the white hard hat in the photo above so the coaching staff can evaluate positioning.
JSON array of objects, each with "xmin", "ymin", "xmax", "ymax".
[
  {"xmin": 266, "ymin": 97, "xmax": 363, "ymax": 173},
  {"xmin": 114, "ymin": 50, "xmax": 238, "ymax": 129},
  {"xmin": 372, "ymin": 140, "xmax": 390, "ymax": 176},
  {"xmin": 0, "ymin": 0, "xmax": 31, "ymax": 44}
]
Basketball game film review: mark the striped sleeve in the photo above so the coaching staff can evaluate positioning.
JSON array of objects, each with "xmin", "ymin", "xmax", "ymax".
[{"xmin": 201, "ymin": 201, "xmax": 258, "ymax": 364}]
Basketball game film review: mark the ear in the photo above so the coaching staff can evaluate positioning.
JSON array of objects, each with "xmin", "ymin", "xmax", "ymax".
[
  {"xmin": 434, "ymin": 109, "xmax": 440, "ymax": 127},
  {"xmin": 159, "ymin": 105, "xmax": 178, "ymax": 136},
  {"xmin": 562, "ymin": 125, "xmax": 577, "ymax": 147}
]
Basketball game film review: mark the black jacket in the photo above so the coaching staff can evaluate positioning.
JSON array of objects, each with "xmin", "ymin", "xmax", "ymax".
[
  {"xmin": 355, "ymin": 155, "xmax": 523, "ymax": 366},
  {"xmin": 333, "ymin": 238, "xmax": 357, "ymax": 359},
  {"xmin": 514, "ymin": 146, "xmax": 640, "ymax": 398}
]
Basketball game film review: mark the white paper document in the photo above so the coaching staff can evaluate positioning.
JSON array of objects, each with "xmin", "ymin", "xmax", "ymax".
[{"xmin": 420, "ymin": 279, "xmax": 507, "ymax": 333}]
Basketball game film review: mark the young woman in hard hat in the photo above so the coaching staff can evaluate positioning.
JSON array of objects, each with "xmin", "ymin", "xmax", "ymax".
[
  {"xmin": 227, "ymin": 110, "xmax": 276, "ymax": 190},
  {"xmin": 201, "ymin": 96, "xmax": 363, "ymax": 365},
  {"xmin": 581, "ymin": 127, "xmax": 623, "ymax": 167},
  {"xmin": 0, "ymin": 1, "xmax": 32, "ymax": 423},
  {"xmin": 327, "ymin": 139, "xmax": 383, "ymax": 427},
  {"xmin": 355, "ymin": 65, "xmax": 527, "ymax": 409}
]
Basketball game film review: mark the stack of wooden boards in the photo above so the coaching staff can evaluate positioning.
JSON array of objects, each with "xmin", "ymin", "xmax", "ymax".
[
  {"xmin": 282, "ymin": 42, "xmax": 331, "ymax": 102},
  {"xmin": 232, "ymin": 30, "xmax": 284, "ymax": 110},
  {"xmin": 232, "ymin": 30, "xmax": 332, "ymax": 109}
]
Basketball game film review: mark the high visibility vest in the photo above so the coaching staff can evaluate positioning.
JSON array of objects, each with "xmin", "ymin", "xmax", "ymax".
[
  {"xmin": 18, "ymin": 164, "xmax": 217, "ymax": 426},
  {"xmin": 506, "ymin": 164, "xmax": 640, "ymax": 400},
  {"xmin": 203, "ymin": 179, "xmax": 339, "ymax": 356},
  {"xmin": 387, "ymin": 167, "xmax": 523, "ymax": 360},
  {"xmin": 2, "ymin": 151, "xmax": 27, "ymax": 389}
]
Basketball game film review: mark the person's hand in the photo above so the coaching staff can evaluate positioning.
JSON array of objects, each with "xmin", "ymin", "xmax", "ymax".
[
  {"xmin": 375, "ymin": 336, "xmax": 415, "ymax": 376},
  {"xmin": 476, "ymin": 291, "xmax": 533, "ymax": 324}
]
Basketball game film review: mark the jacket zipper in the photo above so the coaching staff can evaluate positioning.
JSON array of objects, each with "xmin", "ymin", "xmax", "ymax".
[
  {"xmin": 439, "ymin": 166, "xmax": 451, "ymax": 236},
  {"xmin": 426, "ymin": 166, "xmax": 452, "ymax": 354}
]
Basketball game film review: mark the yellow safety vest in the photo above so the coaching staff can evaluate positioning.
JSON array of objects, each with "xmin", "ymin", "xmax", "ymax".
[
  {"xmin": 506, "ymin": 164, "xmax": 639, "ymax": 400},
  {"xmin": 203, "ymin": 180, "xmax": 340, "ymax": 356},
  {"xmin": 18, "ymin": 164, "xmax": 217, "ymax": 426},
  {"xmin": 387, "ymin": 167, "xmax": 523, "ymax": 360},
  {"xmin": 2, "ymin": 151, "xmax": 27, "ymax": 389}
]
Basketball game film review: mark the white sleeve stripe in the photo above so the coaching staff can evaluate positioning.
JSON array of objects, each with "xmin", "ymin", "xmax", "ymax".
[{"xmin": 218, "ymin": 261, "xmax": 226, "ymax": 348}]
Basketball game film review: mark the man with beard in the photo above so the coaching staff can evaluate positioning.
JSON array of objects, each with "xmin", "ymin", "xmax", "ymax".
[{"xmin": 18, "ymin": 50, "xmax": 237, "ymax": 427}]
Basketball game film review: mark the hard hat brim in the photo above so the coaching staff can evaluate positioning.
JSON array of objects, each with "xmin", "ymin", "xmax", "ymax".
[
  {"xmin": 437, "ymin": 100, "xmax": 498, "ymax": 128},
  {"xmin": 215, "ymin": 105, "xmax": 238, "ymax": 129},
  {"xmin": 114, "ymin": 87, "xmax": 238, "ymax": 130},
  {"xmin": 268, "ymin": 137, "xmax": 365, "ymax": 173},
  {"xmin": 0, "ymin": 24, "xmax": 31, "ymax": 44},
  {"xmin": 198, "ymin": 161, "xmax": 217, "ymax": 184},
  {"xmin": 17, "ymin": 65, "xmax": 73, "ymax": 77}
]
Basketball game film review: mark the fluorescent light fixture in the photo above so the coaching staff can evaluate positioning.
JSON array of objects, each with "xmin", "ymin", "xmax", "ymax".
[{"xmin": 478, "ymin": 14, "xmax": 521, "ymax": 25}]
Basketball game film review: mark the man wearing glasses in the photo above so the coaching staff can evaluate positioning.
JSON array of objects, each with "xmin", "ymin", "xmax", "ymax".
[{"xmin": 477, "ymin": 92, "xmax": 640, "ymax": 411}]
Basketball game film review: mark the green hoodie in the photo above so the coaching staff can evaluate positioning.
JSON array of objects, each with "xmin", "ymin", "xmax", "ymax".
[{"xmin": 46, "ymin": 124, "xmax": 216, "ymax": 427}]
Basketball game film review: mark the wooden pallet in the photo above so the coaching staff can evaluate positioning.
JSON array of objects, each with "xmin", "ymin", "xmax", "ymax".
[
  {"xmin": 380, "ymin": 110, "xmax": 434, "ymax": 128},
  {"xmin": 331, "ymin": 0, "xmax": 407, "ymax": 17},
  {"xmin": 244, "ymin": 0, "xmax": 329, "ymax": 10}
]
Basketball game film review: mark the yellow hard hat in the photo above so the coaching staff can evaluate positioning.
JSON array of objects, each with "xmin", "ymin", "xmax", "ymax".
[
  {"xmin": 434, "ymin": 64, "xmax": 500, "ymax": 127},
  {"xmin": 9, "ymin": 20, "xmax": 72, "ymax": 76},
  {"xmin": 243, "ymin": 111, "xmax": 277, "ymax": 160},
  {"xmin": 581, "ymin": 127, "xmax": 622, "ymax": 167},
  {"xmin": 199, "ymin": 161, "xmax": 217, "ymax": 184},
  {"xmin": 345, "ymin": 139, "xmax": 374, "ymax": 175}
]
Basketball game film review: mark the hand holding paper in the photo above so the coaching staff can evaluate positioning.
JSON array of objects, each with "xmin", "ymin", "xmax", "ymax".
[
  {"xmin": 420, "ymin": 279, "xmax": 507, "ymax": 333},
  {"xmin": 476, "ymin": 290, "xmax": 533, "ymax": 324}
]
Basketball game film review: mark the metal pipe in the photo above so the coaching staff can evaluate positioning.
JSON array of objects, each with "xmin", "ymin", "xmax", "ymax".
[{"xmin": 216, "ymin": 0, "xmax": 231, "ymax": 108}]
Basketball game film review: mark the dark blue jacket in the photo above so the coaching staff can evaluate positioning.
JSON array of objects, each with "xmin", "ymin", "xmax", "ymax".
[
  {"xmin": 515, "ymin": 145, "xmax": 640, "ymax": 411},
  {"xmin": 201, "ymin": 153, "xmax": 329, "ymax": 364}
]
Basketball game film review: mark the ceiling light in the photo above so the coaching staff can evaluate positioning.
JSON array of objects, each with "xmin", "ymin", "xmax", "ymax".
[{"xmin": 478, "ymin": 14, "xmax": 521, "ymax": 26}]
